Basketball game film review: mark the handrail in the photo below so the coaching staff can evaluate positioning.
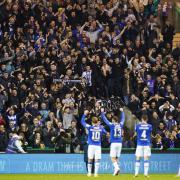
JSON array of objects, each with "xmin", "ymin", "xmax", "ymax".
[{"xmin": 26, "ymin": 147, "xmax": 180, "ymax": 151}]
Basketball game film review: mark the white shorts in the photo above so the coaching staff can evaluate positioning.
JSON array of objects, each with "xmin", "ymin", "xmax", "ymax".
[
  {"xmin": 135, "ymin": 145, "xmax": 151, "ymax": 157},
  {"xmin": 88, "ymin": 145, "xmax": 101, "ymax": 160},
  {"xmin": 110, "ymin": 143, "xmax": 122, "ymax": 158}
]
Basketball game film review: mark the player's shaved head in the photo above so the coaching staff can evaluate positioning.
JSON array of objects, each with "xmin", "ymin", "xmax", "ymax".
[{"xmin": 92, "ymin": 117, "xmax": 98, "ymax": 124}]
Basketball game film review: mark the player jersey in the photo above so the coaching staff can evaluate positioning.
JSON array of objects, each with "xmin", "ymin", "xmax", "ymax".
[
  {"xmin": 135, "ymin": 123, "xmax": 152, "ymax": 146},
  {"xmin": 81, "ymin": 114, "xmax": 107, "ymax": 146},
  {"xmin": 101, "ymin": 112, "xmax": 125, "ymax": 143}
]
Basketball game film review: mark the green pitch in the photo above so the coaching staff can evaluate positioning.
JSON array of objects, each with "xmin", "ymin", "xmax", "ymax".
[{"xmin": 0, "ymin": 174, "xmax": 178, "ymax": 180}]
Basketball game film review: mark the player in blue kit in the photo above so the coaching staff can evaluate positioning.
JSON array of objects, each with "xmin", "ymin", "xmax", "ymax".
[
  {"xmin": 134, "ymin": 115, "xmax": 152, "ymax": 177},
  {"xmin": 100, "ymin": 107, "xmax": 125, "ymax": 176},
  {"xmin": 81, "ymin": 110, "xmax": 107, "ymax": 177}
]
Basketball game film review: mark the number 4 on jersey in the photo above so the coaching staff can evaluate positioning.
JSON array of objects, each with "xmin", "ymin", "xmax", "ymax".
[{"xmin": 141, "ymin": 130, "xmax": 147, "ymax": 139}]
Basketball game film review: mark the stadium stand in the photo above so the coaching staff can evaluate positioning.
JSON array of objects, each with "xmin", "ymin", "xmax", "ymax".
[{"xmin": 0, "ymin": 0, "xmax": 179, "ymax": 153}]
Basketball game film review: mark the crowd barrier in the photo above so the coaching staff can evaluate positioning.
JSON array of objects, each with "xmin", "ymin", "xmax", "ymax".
[{"xmin": 0, "ymin": 152, "xmax": 179, "ymax": 174}]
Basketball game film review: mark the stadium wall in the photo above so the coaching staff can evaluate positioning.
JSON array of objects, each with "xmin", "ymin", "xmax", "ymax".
[{"xmin": 0, "ymin": 154, "xmax": 179, "ymax": 174}]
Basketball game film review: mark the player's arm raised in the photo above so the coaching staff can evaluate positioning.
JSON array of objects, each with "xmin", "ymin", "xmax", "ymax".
[
  {"xmin": 81, "ymin": 110, "xmax": 91, "ymax": 128},
  {"xmin": 100, "ymin": 108, "xmax": 112, "ymax": 126},
  {"xmin": 102, "ymin": 126, "xmax": 108, "ymax": 135},
  {"xmin": 119, "ymin": 108, "xmax": 125, "ymax": 126}
]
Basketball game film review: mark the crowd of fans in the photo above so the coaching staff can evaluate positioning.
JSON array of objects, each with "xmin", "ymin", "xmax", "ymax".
[{"xmin": 0, "ymin": 0, "xmax": 179, "ymax": 153}]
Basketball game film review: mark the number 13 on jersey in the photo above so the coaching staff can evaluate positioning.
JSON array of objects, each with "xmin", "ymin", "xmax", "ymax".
[{"xmin": 114, "ymin": 127, "xmax": 121, "ymax": 137}]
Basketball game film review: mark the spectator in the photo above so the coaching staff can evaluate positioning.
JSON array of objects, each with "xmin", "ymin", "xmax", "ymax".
[
  {"xmin": 39, "ymin": 102, "xmax": 50, "ymax": 122},
  {"xmin": 151, "ymin": 111, "xmax": 161, "ymax": 134},
  {"xmin": 157, "ymin": 122, "xmax": 166, "ymax": 137},
  {"xmin": 80, "ymin": 20, "xmax": 104, "ymax": 43},
  {"xmin": 153, "ymin": 134, "xmax": 163, "ymax": 150},
  {"xmin": 161, "ymin": 20, "xmax": 175, "ymax": 47},
  {"xmin": 0, "ymin": 114, "xmax": 5, "ymax": 126},
  {"xmin": 0, "ymin": 85, "xmax": 8, "ymax": 112},
  {"xmin": 68, "ymin": 120, "xmax": 81, "ymax": 153},
  {"xmin": 0, "ymin": 124, "xmax": 8, "ymax": 151},
  {"xmin": 62, "ymin": 105, "xmax": 74, "ymax": 130},
  {"xmin": 128, "ymin": 94, "xmax": 140, "ymax": 115},
  {"xmin": 32, "ymin": 132, "xmax": 45, "ymax": 149},
  {"xmin": 42, "ymin": 121, "xmax": 57, "ymax": 148},
  {"xmin": 163, "ymin": 112, "xmax": 177, "ymax": 131},
  {"xmin": 18, "ymin": 123, "xmax": 31, "ymax": 144}
]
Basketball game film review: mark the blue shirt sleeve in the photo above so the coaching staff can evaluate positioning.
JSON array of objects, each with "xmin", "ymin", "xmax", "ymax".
[
  {"xmin": 119, "ymin": 111, "xmax": 125, "ymax": 126},
  {"xmin": 102, "ymin": 127, "xmax": 107, "ymax": 134},
  {"xmin": 150, "ymin": 124, "xmax": 152, "ymax": 133},
  {"xmin": 81, "ymin": 114, "xmax": 90, "ymax": 128},
  {"xmin": 101, "ymin": 113, "xmax": 112, "ymax": 127}
]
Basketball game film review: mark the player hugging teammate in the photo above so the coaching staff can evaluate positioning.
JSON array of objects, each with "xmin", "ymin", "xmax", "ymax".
[{"xmin": 81, "ymin": 108, "xmax": 153, "ymax": 177}]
